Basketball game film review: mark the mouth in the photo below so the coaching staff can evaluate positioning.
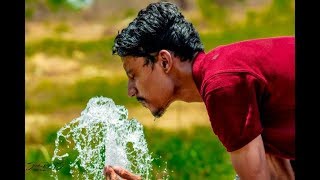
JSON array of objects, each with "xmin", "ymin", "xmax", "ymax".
[
  {"xmin": 139, "ymin": 101, "xmax": 148, "ymax": 108},
  {"xmin": 136, "ymin": 97, "xmax": 170, "ymax": 118}
]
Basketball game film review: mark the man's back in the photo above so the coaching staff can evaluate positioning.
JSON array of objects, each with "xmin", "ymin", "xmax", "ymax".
[{"xmin": 192, "ymin": 36, "xmax": 295, "ymax": 159}]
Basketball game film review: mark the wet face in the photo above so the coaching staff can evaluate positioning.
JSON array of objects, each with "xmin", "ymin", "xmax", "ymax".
[{"xmin": 122, "ymin": 55, "xmax": 175, "ymax": 118}]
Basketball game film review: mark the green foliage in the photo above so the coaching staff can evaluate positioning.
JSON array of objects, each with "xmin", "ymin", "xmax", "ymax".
[
  {"xmin": 25, "ymin": 8, "xmax": 34, "ymax": 19},
  {"xmin": 124, "ymin": 8, "xmax": 137, "ymax": 18},
  {"xmin": 26, "ymin": 77, "xmax": 137, "ymax": 113},
  {"xmin": 197, "ymin": 0, "xmax": 294, "ymax": 51},
  {"xmin": 26, "ymin": 0, "xmax": 294, "ymax": 60},
  {"xmin": 54, "ymin": 23, "xmax": 71, "ymax": 34},
  {"xmin": 197, "ymin": 0, "xmax": 226, "ymax": 19},
  {"xmin": 146, "ymin": 126, "xmax": 235, "ymax": 179},
  {"xmin": 197, "ymin": 0, "xmax": 229, "ymax": 28},
  {"xmin": 26, "ymin": 38, "xmax": 115, "ymax": 61},
  {"xmin": 47, "ymin": 0, "xmax": 93, "ymax": 10},
  {"xmin": 47, "ymin": 0, "xmax": 65, "ymax": 6},
  {"xmin": 46, "ymin": 0, "xmax": 76, "ymax": 11},
  {"xmin": 244, "ymin": 0, "xmax": 294, "ymax": 33}
]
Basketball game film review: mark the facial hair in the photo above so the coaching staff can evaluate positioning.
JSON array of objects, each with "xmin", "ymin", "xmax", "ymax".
[{"xmin": 152, "ymin": 108, "xmax": 166, "ymax": 119}]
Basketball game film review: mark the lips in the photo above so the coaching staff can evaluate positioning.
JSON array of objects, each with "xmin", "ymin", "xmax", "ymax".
[
  {"xmin": 140, "ymin": 101, "xmax": 148, "ymax": 108},
  {"xmin": 137, "ymin": 99, "xmax": 147, "ymax": 108}
]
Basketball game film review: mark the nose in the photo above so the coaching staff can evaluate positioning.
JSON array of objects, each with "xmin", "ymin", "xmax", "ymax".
[{"xmin": 127, "ymin": 80, "xmax": 137, "ymax": 97}]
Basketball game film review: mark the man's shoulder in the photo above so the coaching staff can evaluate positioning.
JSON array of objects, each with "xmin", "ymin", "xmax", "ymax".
[
  {"xmin": 206, "ymin": 36, "xmax": 294, "ymax": 54},
  {"xmin": 223, "ymin": 36, "xmax": 295, "ymax": 47},
  {"xmin": 204, "ymin": 36, "xmax": 294, "ymax": 62}
]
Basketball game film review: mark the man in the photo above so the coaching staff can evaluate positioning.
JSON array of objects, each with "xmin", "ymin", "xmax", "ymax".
[{"xmin": 105, "ymin": 1, "xmax": 295, "ymax": 180}]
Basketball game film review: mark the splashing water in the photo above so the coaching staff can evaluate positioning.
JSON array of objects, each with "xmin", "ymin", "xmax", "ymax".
[{"xmin": 51, "ymin": 96, "xmax": 154, "ymax": 179}]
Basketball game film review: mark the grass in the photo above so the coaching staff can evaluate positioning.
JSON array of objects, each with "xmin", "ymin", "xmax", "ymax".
[
  {"xmin": 26, "ymin": 77, "xmax": 138, "ymax": 114},
  {"xmin": 25, "ymin": 126, "xmax": 235, "ymax": 180},
  {"xmin": 146, "ymin": 127, "xmax": 235, "ymax": 179},
  {"xmin": 25, "ymin": 38, "xmax": 115, "ymax": 63}
]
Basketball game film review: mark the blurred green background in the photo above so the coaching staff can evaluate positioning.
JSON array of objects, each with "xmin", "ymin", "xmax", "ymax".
[{"xmin": 25, "ymin": 0, "xmax": 294, "ymax": 179}]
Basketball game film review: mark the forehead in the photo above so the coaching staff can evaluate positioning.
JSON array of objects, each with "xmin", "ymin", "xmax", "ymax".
[{"xmin": 122, "ymin": 56, "xmax": 146, "ymax": 72}]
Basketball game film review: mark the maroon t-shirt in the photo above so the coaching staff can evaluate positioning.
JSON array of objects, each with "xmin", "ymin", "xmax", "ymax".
[{"xmin": 192, "ymin": 36, "xmax": 295, "ymax": 160}]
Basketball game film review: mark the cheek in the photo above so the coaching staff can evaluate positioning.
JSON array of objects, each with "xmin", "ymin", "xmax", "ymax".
[
  {"xmin": 139, "ymin": 68, "xmax": 173, "ymax": 103},
  {"xmin": 151, "ymin": 75, "xmax": 174, "ymax": 102}
]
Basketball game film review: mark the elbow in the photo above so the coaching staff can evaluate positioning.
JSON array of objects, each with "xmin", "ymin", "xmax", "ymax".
[
  {"xmin": 233, "ymin": 153, "xmax": 269, "ymax": 179},
  {"xmin": 230, "ymin": 135, "xmax": 270, "ymax": 179}
]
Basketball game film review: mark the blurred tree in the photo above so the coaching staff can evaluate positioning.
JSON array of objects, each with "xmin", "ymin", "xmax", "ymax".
[
  {"xmin": 197, "ymin": 0, "xmax": 229, "ymax": 28},
  {"xmin": 25, "ymin": 0, "xmax": 51, "ymax": 20},
  {"xmin": 47, "ymin": 0, "xmax": 93, "ymax": 10},
  {"xmin": 65, "ymin": 0, "xmax": 93, "ymax": 9}
]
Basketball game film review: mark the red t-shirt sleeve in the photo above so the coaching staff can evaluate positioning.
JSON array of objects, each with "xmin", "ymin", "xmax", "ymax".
[{"xmin": 203, "ymin": 73, "xmax": 265, "ymax": 152}]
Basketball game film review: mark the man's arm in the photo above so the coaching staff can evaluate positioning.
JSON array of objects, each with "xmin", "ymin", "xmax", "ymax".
[
  {"xmin": 230, "ymin": 135, "xmax": 294, "ymax": 180},
  {"xmin": 230, "ymin": 134, "xmax": 271, "ymax": 180}
]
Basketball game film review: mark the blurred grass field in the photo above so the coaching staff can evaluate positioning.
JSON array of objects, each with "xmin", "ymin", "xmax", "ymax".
[{"xmin": 25, "ymin": 0, "xmax": 294, "ymax": 179}]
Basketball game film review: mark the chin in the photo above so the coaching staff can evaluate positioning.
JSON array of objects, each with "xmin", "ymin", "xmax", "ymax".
[
  {"xmin": 148, "ymin": 101, "xmax": 171, "ymax": 118},
  {"xmin": 151, "ymin": 108, "xmax": 166, "ymax": 118}
]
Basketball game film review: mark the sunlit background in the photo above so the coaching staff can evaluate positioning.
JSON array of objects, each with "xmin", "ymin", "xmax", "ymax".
[{"xmin": 25, "ymin": 0, "xmax": 294, "ymax": 179}]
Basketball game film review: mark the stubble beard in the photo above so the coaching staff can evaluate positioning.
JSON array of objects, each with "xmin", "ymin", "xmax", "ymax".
[{"xmin": 152, "ymin": 108, "xmax": 166, "ymax": 119}]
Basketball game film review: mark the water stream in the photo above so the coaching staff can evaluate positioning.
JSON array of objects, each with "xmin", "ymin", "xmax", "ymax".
[{"xmin": 51, "ymin": 96, "xmax": 155, "ymax": 179}]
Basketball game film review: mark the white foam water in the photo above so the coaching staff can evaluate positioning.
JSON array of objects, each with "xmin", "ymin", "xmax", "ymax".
[{"xmin": 51, "ymin": 96, "xmax": 153, "ymax": 179}]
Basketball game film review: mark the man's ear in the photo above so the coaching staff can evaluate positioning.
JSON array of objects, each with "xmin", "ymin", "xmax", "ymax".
[{"xmin": 158, "ymin": 50, "xmax": 173, "ymax": 73}]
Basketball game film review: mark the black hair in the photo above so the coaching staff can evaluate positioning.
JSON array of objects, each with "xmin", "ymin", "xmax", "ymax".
[{"xmin": 112, "ymin": 1, "xmax": 204, "ymax": 64}]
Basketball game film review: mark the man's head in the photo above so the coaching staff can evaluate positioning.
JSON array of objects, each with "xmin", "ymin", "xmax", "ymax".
[{"xmin": 112, "ymin": 1, "xmax": 204, "ymax": 118}]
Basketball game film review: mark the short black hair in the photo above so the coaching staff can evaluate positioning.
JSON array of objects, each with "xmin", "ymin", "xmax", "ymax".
[{"xmin": 112, "ymin": 1, "xmax": 204, "ymax": 63}]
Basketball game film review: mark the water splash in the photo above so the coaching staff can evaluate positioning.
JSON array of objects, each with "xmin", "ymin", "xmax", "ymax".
[{"xmin": 51, "ymin": 96, "xmax": 153, "ymax": 179}]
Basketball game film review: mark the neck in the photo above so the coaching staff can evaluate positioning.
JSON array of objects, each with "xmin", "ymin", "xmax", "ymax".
[{"xmin": 172, "ymin": 59, "xmax": 203, "ymax": 103}]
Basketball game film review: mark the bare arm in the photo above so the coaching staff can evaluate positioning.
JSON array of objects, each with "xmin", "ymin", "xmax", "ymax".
[
  {"xmin": 230, "ymin": 135, "xmax": 294, "ymax": 180},
  {"xmin": 230, "ymin": 135, "xmax": 270, "ymax": 180}
]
